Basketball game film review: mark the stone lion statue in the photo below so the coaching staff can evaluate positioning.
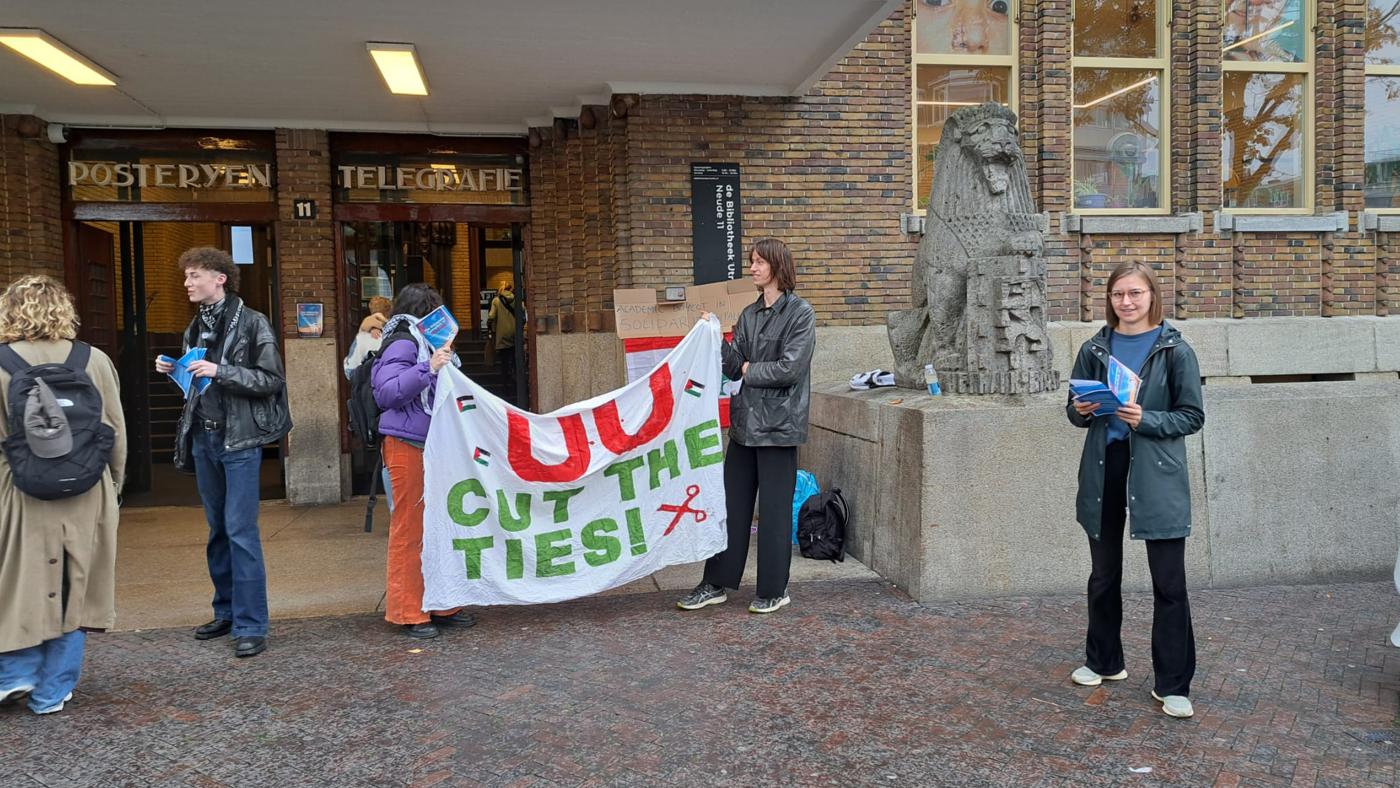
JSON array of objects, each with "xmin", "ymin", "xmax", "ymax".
[{"xmin": 887, "ymin": 103, "xmax": 1058, "ymax": 395}]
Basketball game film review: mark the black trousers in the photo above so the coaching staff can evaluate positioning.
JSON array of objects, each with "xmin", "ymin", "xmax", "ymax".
[
  {"xmin": 1086, "ymin": 439, "xmax": 1197, "ymax": 697},
  {"xmin": 702, "ymin": 441, "xmax": 797, "ymax": 599}
]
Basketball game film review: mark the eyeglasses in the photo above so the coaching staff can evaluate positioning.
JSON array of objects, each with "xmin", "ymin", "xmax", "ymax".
[{"xmin": 1109, "ymin": 289, "xmax": 1149, "ymax": 302}]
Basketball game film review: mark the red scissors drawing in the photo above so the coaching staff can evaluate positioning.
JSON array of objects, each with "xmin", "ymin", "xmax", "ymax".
[{"xmin": 658, "ymin": 484, "xmax": 707, "ymax": 535}]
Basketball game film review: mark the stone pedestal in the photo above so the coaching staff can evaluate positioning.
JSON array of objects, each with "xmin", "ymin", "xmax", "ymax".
[
  {"xmin": 284, "ymin": 338, "xmax": 345, "ymax": 505},
  {"xmin": 799, "ymin": 381, "xmax": 1399, "ymax": 601}
]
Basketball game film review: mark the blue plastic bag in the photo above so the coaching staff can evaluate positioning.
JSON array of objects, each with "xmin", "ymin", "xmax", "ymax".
[{"xmin": 792, "ymin": 470, "xmax": 819, "ymax": 544}]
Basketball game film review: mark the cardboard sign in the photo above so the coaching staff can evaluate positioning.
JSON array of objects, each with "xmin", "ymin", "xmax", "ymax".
[{"xmin": 612, "ymin": 279, "xmax": 754, "ymax": 340}]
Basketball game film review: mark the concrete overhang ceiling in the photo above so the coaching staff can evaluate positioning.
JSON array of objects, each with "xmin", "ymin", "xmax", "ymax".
[{"xmin": 0, "ymin": 0, "xmax": 900, "ymax": 135}]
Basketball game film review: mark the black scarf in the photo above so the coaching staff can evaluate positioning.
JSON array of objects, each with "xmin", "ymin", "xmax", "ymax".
[{"xmin": 190, "ymin": 294, "xmax": 242, "ymax": 362}]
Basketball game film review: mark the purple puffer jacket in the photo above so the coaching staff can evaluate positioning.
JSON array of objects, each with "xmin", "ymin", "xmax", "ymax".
[{"xmin": 372, "ymin": 335, "xmax": 436, "ymax": 443}]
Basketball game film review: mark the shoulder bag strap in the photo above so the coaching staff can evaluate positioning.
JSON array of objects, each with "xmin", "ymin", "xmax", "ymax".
[
  {"xmin": 0, "ymin": 344, "xmax": 28, "ymax": 376},
  {"xmin": 63, "ymin": 340, "xmax": 92, "ymax": 373}
]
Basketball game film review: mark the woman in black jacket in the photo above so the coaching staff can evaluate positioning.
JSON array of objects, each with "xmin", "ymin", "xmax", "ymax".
[
  {"xmin": 678, "ymin": 238, "xmax": 816, "ymax": 615},
  {"xmin": 1066, "ymin": 261, "xmax": 1205, "ymax": 719}
]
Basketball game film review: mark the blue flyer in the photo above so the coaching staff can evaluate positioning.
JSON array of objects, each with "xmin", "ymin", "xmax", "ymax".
[
  {"xmin": 416, "ymin": 305, "xmax": 459, "ymax": 349},
  {"xmin": 162, "ymin": 347, "xmax": 212, "ymax": 399}
]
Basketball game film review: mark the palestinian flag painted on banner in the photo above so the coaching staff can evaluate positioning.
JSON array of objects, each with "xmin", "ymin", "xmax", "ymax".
[
  {"xmin": 473, "ymin": 447, "xmax": 491, "ymax": 467},
  {"xmin": 456, "ymin": 395, "xmax": 476, "ymax": 412},
  {"xmin": 684, "ymin": 379, "xmax": 705, "ymax": 398}
]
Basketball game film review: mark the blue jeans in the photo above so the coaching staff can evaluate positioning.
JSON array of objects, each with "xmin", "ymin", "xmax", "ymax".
[
  {"xmin": 381, "ymin": 465, "xmax": 394, "ymax": 512},
  {"xmin": 0, "ymin": 630, "xmax": 86, "ymax": 712},
  {"xmin": 192, "ymin": 428, "xmax": 269, "ymax": 637}
]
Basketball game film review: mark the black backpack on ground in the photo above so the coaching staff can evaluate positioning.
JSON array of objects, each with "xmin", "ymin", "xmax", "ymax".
[
  {"xmin": 0, "ymin": 341, "xmax": 114, "ymax": 500},
  {"xmin": 797, "ymin": 488, "xmax": 849, "ymax": 562}
]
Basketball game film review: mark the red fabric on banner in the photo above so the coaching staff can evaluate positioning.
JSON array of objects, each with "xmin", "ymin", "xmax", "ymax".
[{"xmin": 623, "ymin": 334, "xmax": 734, "ymax": 428}]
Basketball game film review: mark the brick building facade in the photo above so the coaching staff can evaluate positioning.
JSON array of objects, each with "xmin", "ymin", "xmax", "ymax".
[{"xmin": 1, "ymin": 0, "xmax": 1397, "ymax": 503}]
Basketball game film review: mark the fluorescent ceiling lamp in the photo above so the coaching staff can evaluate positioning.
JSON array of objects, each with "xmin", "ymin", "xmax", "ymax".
[
  {"xmin": 1223, "ymin": 21, "xmax": 1296, "ymax": 53},
  {"xmin": 367, "ymin": 42, "xmax": 428, "ymax": 96},
  {"xmin": 1073, "ymin": 75, "xmax": 1158, "ymax": 111},
  {"xmin": 0, "ymin": 28, "xmax": 115, "ymax": 86}
]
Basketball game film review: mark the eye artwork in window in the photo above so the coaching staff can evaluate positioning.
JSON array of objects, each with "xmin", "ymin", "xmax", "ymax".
[
  {"xmin": 1222, "ymin": 72, "xmax": 1305, "ymax": 208},
  {"xmin": 916, "ymin": 0, "xmax": 1013, "ymax": 56},
  {"xmin": 1072, "ymin": 69, "xmax": 1163, "ymax": 209},
  {"xmin": 1223, "ymin": 0, "xmax": 1306, "ymax": 63}
]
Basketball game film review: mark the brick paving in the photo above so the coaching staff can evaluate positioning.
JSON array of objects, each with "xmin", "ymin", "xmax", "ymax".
[{"xmin": 2, "ymin": 579, "xmax": 1398, "ymax": 787}]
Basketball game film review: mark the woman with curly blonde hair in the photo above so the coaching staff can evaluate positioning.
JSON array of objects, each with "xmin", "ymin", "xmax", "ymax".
[{"xmin": 0, "ymin": 275, "xmax": 126, "ymax": 715}]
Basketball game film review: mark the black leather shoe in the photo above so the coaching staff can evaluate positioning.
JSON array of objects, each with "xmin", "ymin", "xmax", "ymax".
[
  {"xmin": 404, "ymin": 623, "xmax": 439, "ymax": 639},
  {"xmin": 194, "ymin": 619, "xmax": 232, "ymax": 640},
  {"xmin": 430, "ymin": 611, "xmax": 476, "ymax": 628},
  {"xmin": 234, "ymin": 636, "xmax": 266, "ymax": 657}
]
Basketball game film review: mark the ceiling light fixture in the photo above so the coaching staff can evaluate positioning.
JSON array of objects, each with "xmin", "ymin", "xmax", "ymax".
[
  {"xmin": 367, "ymin": 42, "xmax": 428, "ymax": 96},
  {"xmin": 1073, "ymin": 75, "xmax": 1158, "ymax": 111},
  {"xmin": 0, "ymin": 28, "xmax": 116, "ymax": 86}
]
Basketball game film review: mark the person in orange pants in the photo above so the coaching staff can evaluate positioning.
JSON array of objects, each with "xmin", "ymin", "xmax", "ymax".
[{"xmin": 371, "ymin": 284, "xmax": 475, "ymax": 639}]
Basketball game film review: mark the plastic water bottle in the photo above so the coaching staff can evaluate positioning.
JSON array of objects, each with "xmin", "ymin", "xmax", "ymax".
[{"xmin": 924, "ymin": 363, "xmax": 941, "ymax": 396}]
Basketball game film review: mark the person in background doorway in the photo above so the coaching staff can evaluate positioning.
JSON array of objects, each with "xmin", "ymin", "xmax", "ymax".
[
  {"xmin": 678, "ymin": 238, "xmax": 816, "ymax": 615},
  {"xmin": 155, "ymin": 247, "xmax": 291, "ymax": 658},
  {"xmin": 372, "ymin": 283, "xmax": 475, "ymax": 639},
  {"xmin": 343, "ymin": 295, "xmax": 393, "ymax": 378},
  {"xmin": 0, "ymin": 276, "xmax": 126, "ymax": 714},
  {"xmin": 1065, "ymin": 261, "xmax": 1204, "ymax": 719},
  {"xmin": 487, "ymin": 283, "xmax": 517, "ymax": 385}
]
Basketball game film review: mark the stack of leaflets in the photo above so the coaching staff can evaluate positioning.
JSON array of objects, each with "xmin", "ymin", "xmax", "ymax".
[
  {"xmin": 416, "ymin": 305, "xmax": 459, "ymax": 349},
  {"xmin": 1069, "ymin": 355, "xmax": 1141, "ymax": 416},
  {"xmin": 160, "ymin": 347, "xmax": 213, "ymax": 400}
]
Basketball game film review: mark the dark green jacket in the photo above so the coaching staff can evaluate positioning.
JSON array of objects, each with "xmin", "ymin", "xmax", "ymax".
[
  {"xmin": 1066, "ymin": 322, "xmax": 1204, "ymax": 541},
  {"xmin": 723, "ymin": 291, "xmax": 816, "ymax": 447}
]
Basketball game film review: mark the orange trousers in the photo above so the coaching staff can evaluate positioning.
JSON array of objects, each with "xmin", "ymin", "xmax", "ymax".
[{"xmin": 382, "ymin": 436, "xmax": 462, "ymax": 625}]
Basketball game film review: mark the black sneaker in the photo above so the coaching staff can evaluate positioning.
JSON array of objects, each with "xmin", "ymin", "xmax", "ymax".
[
  {"xmin": 748, "ymin": 594, "xmax": 791, "ymax": 614},
  {"xmin": 676, "ymin": 583, "xmax": 727, "ymax": 610},
  {"xmin": 405, "ymin": 622, "xmax": 439, "ymax": 639},
  {"xmin": 194, "ymin": 619, "xmax": 232, "ymax": 640},
  {"xmin": 430, "ymin": 611, "xmax": 476, "ymax": 628}
]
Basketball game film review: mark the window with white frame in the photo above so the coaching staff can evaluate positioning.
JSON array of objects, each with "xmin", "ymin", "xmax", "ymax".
[
  {"xmin": 912, "ymin": 0, "xmax": 1017, "ymax": 210},
  {"xmin": 1221, "ymin": 0, "xmax": 1311, "ymax": 211},
  {"xmin": 1071, "ymin": 0, "xmax": 1169, "ymax": 213},
  {"xmin": 1365, "ymin": 0, "xmax": 1400, "ymax": 210}
]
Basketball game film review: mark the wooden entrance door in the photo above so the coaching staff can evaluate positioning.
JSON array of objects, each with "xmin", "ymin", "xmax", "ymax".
[{"xmin": 74, "ymin": 224, "xmax": 119, "ymax": 357}]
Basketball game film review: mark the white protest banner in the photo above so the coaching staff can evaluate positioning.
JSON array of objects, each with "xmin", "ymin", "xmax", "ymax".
[{"xmin": 422, "ymin": 318, "xmax": 729, "ymax": 606}]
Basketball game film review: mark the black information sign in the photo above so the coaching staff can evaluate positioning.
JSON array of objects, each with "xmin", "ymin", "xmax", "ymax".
[{"xmin": 690, "ymin": 163, "xmax": 743, "ymax": 284}]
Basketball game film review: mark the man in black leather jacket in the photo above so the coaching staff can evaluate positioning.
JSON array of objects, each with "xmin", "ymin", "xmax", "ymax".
[{"xmin": 155, "ymin": 247, "xmax": 291, "ymax": 658}]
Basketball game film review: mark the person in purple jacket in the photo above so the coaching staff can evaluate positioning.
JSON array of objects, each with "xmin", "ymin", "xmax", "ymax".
[{"xmin": 372, "ymin": 284, "xmax": 475, "ymax": 639}]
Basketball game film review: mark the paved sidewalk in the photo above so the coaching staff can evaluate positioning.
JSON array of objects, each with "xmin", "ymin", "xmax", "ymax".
[
  {"xmin": 112, "ymin": 500, "xmax": 876, "ymax": 630},
  {"xmin": 3, "ymin": 578, "xmax": 1398, "ymax": 787}
]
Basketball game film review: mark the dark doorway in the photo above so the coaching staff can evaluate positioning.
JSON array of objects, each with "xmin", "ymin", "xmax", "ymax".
[
  {"xmin": 339, "ymin": 220, "xmax": 529, "ymax": 495},
  {"xmin": 73, "ymin": 220, "xmax": 285, "ymax": 505}
]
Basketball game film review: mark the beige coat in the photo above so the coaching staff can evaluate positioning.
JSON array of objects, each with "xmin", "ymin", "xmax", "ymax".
[{"xmin": 0, "ymin": 340, "xmax": 126, "ymax": 652}]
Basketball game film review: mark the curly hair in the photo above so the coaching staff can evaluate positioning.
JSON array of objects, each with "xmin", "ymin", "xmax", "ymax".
[
  {"xmin": 367, "ymin": 295, "xmax": 393, "ymax": 317},
  {"xmin": 0, "ymin": 275, "xmax": 81, "ymax": 343},
  {"xmin": 178, "ymin": 246, "xmax": 239, "ymax": 292}
]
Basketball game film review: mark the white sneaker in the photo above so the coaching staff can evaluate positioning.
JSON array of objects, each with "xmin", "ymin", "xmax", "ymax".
[
  {"xmin": 748, "ymin": 594, "xmax": 791, "ymax": 614},
  {"xmin": 1070, "ymin": 666, "xmax": 1128, "ymax": 686},
  {"xmin": 0, "ymin": 684, "xmax": 34, "ymax": 704},
  {"xmin": 1151, "ymin": 690, "xmax": 1194, "ymax": 718},
  {"xmin": 31, "ymin": 692, "xmax": 73, "ymax": 715}
]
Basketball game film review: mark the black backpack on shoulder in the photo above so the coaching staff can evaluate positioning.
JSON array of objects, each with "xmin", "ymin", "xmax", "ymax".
[
  {"xmin": 346, "ymin": 327, "xmax": 415, "ymax": 447},
  {"xmin": 0, "ymin": 341, "xmax": 114, "ymax": 500},
  {"xmin": 797, "ymin": 488, "xmax": 849, "ymax": 563}
]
